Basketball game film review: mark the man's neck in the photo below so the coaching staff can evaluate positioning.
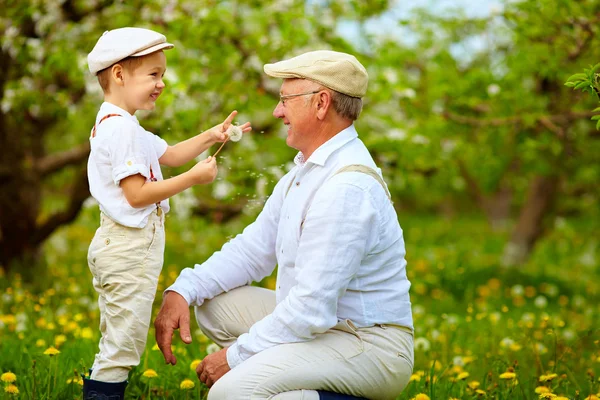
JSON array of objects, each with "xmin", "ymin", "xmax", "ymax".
[{"xmin": 301, "ymin": 120, "xmax": 352, "ymax": 160}]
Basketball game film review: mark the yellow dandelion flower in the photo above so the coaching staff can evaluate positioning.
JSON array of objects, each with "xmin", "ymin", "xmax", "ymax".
[
  {"xmin": 409, "ymin": 373, "xmax": 421, "ymax": 382},
  {"xmin": 509, "ymin": 343, "xmax": 523, "ymax": 351},
  {"xmin": 44, "ymin": 346, "xmax": 60, "ymax": 356},
  {"xmin": 35, "ymin": 339, "xmax": 46, "ymax": 347},
  {"xmin": 536, "ymin": 387, "xmax": 551, "ymax": 394},
  {"xmin": 54, "ymin": 334, "xmax": 67, "ymax": 347},
  {"xmin": 539, "ymin": 373, "xmax": 558, "ymax": 382},
  {"xmin": 180, "ymin": 379, "xmax": 195, "ymax": 390},
  {"xmin": 1, "ymin": 372, "xmax": 17, "ymax": 383},
  {"xmin": 499, "ymin": 371, "xmax": 517, "ymax": 379},
  {"xmin": 585, "ymin": 396, "xmax": 600, "ymax": 400},
  {"xmin": 468, "ymin": 381, "xmax": 480, "ymax": 390},
  {"xmin": 4, "ymin": 384, "xmax": 19, "ymax": 394},
  {"xmin": 539, "ymin": 393, "xmax": 557, "ymax": 399},
  {"xmin": 555, "ymin": 397, "xmax": 569, "ymax": 400},
  {"xmin": 80, "ymin": 327, "xmax": 94, "ymax": 339},
  {"xmin": 142, "ymin": 369, "xmax": 158, "ymax": 378},
  {"xmin": 190, "ymin": 359, "xmax": 202, "ymax": 371},
  {"xmin": 411, "ymin": 394, "xmax": 430, "ymax": 400},
  {"xmin": 457, "ymin": 372, "xmax": 470, "ymax": 380},
  {"xmin": 475, "ymin": 389, "xmax": 486, "ymax": 396}
]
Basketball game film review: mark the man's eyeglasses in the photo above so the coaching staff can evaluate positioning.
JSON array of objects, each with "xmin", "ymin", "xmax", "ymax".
[{"xmin": 279, "ymin": 90, "xmax": 321, "ymax": 105}]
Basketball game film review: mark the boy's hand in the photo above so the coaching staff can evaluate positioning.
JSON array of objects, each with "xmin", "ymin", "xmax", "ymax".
[
  {"xmin": 189, "ymin": 156, "xmax": 218, "ymax": 184},
  {"xmin": 209, "ymin": 110, "xmax": 252, "ymax": 143}
]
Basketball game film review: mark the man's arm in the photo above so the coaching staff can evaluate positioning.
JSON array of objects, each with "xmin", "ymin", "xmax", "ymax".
[
  {"xmin": 225, "ymin": 177, "xmax": 379, "ymax": 368},
  {"xmin": 159, "ymin": 111, "xmax": 251, "ymax": 167},
  {"xmin": 154, "ymin": 170, "xmax": 293, "ymax": 364}
]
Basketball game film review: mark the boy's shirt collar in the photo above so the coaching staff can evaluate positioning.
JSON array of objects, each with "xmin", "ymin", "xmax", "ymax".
[{"xmin": 99, "ymin": 102, "xmax": 140, "ymax": 125}]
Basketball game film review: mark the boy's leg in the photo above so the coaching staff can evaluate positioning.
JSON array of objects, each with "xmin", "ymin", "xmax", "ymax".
[
  {"xmin": 194, "ymin": 285, "xmax": 276, "ymax": 346},
  {"xmin": 88, "ymin": 212, "xmax": 165, "ymax": 382},
  {"xmin": 207, "ymin": 323, "xmax": 413, "ymax": 400}
]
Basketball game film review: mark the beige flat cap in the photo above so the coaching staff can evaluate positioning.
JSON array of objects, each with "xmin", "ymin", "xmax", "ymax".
[{"xmin": 264, "ymin": 50, "xmax": 368, "ymax": 98}]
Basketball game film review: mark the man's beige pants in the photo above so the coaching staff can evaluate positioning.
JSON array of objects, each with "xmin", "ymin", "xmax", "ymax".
[
  {"xmin": 87, "ymin": 211, "xmax": 165, "ymax": 382},
  {"xmin": 195, "ymin": 286, "xmax": 414, "ymax": 400}
]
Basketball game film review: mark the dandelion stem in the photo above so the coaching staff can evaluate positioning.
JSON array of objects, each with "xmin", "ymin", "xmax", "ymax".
[{"xmin": 212, "ymin": 139, "xmax": 229, "ymax": 158}]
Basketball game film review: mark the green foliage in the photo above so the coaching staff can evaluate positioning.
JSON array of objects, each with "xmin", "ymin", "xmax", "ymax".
[{"xmin": 565, "ymin": 63, "xmax": 600, "ymax": 128}]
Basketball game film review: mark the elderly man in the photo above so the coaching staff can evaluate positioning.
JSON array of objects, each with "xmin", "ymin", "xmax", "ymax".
[{"xmin": 154, "ymin": 50, "xmax": 414, "ymax": 400}]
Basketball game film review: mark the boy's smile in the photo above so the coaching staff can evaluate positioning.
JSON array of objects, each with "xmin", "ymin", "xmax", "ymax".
[{"xmin": 107, "ymin": 50, "xmax": 167, "ymax": 115}]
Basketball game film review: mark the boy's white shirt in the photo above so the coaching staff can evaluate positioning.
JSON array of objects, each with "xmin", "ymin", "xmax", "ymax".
[{"xmin": 88, "ymin": 102, "xmax": 170, "ymax": 228}]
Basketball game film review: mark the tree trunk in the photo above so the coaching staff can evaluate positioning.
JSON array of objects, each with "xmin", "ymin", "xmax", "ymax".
[
  {"xmin": 0, "ymin": 114, "xmax": 43, "ymax": 272},
  {"xmin": 501, "ymin": 175, "xmax": 559, "ymax": 266}
]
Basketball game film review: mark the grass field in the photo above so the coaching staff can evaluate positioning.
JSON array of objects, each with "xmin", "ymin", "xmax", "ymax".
[{"xmin": 1, "ymin": 205, "xmax": 599, "ymax": 399}]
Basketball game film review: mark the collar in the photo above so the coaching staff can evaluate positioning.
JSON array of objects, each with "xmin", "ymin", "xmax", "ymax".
[
  {"xmin": 294, "ymin": 124, "xmax": 358, "ymax": 167},
  {"xmin": 98, "ymin": 102, "xmax": 139, "ymax": 125}
]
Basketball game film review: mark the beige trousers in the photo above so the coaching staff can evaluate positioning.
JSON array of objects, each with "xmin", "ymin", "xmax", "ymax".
[
  {"xmin": 195, "ymin": 286, "xmax": 414, "ymax": 400},
  {"xmin": 87, "ymin": 211, "xmax": 165, "ymax": 382}
]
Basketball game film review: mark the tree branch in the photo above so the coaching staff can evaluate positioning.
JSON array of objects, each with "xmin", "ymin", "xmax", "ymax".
[
  {"xmin": 32, "ymin": 167, "xmax": 90, "ymax": 246},
  {"xmin": 192, "ymin": 199, "xmax": 247, "ymax": 224},
  {"xmin": 443, "ymin": 110, "xmax": 597, "ymax": 133},
  {"xmin": 36, "ymin": 142, "xmax": 91, "ymax": 177},
  {"xmin": 61, "ymin": 0, "xmax": 116, "ymax": 22}
]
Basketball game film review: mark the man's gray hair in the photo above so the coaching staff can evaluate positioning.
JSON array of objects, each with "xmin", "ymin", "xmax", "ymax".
[{"xmin": 331, "ymin": 90, "xmax": 363, "ymax": 121}]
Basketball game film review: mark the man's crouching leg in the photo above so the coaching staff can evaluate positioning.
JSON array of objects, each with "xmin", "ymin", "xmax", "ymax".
[{"xmin": 194, "ymin": 285, "xmax": 276, "ymax": 347}]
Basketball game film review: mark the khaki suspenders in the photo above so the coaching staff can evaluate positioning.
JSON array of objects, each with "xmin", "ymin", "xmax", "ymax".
[{"xmin": 285, "ymin": 164, "xmax": 392, "ymax": 202}]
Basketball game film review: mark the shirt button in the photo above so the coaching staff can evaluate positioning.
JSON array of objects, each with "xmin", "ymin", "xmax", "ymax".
[
  {"xmin": 295, "ymin": 181, "xmax": 300, "ymax": 186},
  {"xmin": 104, "ymin": 238, "xmax": 110, "ymax": 245}
]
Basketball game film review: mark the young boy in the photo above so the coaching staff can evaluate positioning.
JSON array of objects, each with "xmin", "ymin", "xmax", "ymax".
[{"xmin": 84, "ymin": 27, "xmax": 250, "ymax": 399}]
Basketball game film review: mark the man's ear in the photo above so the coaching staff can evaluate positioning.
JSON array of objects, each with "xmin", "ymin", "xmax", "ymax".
[
  {"xmin": 111, "ymin": 64, "xmax": 125, "ymax": 86},
  {"xmin": 316, "ymin": 90, "xmax": 332, "ymax": 120}
]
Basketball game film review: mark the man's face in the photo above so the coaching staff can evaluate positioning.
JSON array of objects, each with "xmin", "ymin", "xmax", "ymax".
[
  {"xmin": 121, "ymin": 50, "xmax": 167, "ymax": 113},
  {"xmin": 273, "ymin": 79, "xmax": 321, "ymax": 152}
]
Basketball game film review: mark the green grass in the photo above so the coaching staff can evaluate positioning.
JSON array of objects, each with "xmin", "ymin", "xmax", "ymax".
[{"xmin": 1, "ymin": 207, "xmax": 599, "ymax": 399}]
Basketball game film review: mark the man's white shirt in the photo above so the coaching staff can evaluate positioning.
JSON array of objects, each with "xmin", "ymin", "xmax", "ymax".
[
  {"xmin": 167, "ymin": 125, "xmax": 413, "ymax": 368},
  {"xmin": 88, "ymin": 102, "xmax": 170, "ymax": 228}
]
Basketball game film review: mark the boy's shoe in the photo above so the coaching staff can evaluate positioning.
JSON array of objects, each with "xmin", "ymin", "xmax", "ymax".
[{"xmin": 82, "ymin": 378, "xmax": 127, "ymax": 400}]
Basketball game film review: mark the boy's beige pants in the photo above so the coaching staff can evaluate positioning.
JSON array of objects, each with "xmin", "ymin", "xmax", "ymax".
[
  {"xmin": 195, "ymin": 286, "xmax": 414, "ymax": 400},
  {"xmin": 87, "ymin": 211, "xmax": 165, "ymax": 382}
]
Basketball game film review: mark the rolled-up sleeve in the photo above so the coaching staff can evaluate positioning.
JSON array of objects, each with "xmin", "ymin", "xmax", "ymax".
[
  {"xmin": 226, "ymin": 178, "xmax": 379, "ymax": 368},
  {"xmin": 109, "ymin": 124, "xmax": 150, "ymax": 185}
]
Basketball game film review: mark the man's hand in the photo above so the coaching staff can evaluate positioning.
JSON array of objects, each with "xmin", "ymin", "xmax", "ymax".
[
  {"xmin": 197, "ymin": 347, "xmax": 231, "ymax": 388},
  {"xmin": 154, "ymin": 291, "xmax": 192, "ymax": 365}
]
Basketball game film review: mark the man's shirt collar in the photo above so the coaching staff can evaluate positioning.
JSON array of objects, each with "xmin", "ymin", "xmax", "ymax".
[{"xmin": 294, "ymin": 124, "xmax": 358, "ymax": 167}]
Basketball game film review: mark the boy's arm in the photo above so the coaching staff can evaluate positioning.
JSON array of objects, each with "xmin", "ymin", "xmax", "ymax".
[
  {"xmin": 159, "ymin": 110, "xmax": 251, "ymax": 167},
  {"xmin": 121, "ymin": 157, "xmax": 217, "ymax": 208}
]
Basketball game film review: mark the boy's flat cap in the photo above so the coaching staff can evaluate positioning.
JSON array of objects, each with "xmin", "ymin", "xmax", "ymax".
[
  {"xmin": 264, "ymin": 50, "xmax": 368, "ymax": 98},
  {"xmin": 88, "ymin": 27, "xmax": 174, "ymax": 75}
]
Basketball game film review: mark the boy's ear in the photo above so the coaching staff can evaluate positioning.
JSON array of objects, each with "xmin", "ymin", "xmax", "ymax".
[{"xmin": 111, "ymin": 64, "xmax": 125, "ymax": 86}]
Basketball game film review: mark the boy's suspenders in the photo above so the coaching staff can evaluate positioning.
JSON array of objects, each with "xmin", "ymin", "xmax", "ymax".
[
  {"xmin": 91, "ymin": 114, "xmax": 163, "ymax": 216},
  {"xmin": 91, "ymin": 113, "xmax": 121, "ymax": 138}
]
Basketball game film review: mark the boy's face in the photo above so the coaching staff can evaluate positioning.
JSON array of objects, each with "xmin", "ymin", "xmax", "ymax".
[{"xmin": 120, "ymin": 50, "xmax": 167, "ymax": 113}]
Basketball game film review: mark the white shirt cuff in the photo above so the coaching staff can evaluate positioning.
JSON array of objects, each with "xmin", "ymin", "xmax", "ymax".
[
  {"xmin": 226, "ymin": 342, "xmax": 244, "ymax": 369},
  {"xmin": 163, "ymin": 285, "xmax": 193, "ymax": 306}
]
